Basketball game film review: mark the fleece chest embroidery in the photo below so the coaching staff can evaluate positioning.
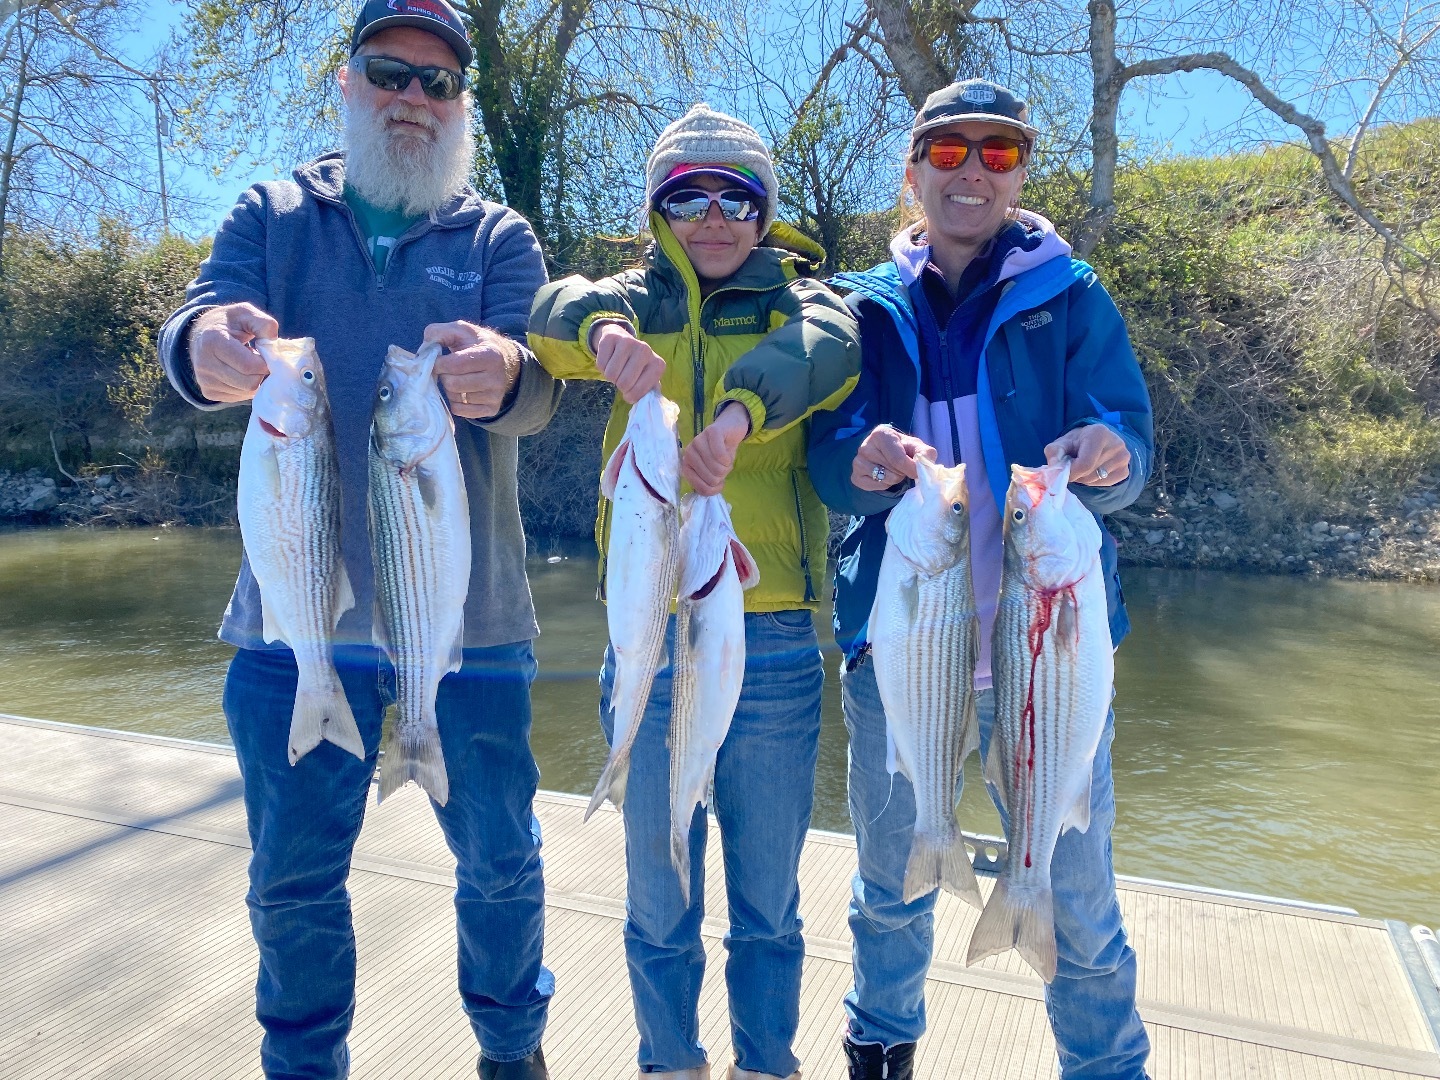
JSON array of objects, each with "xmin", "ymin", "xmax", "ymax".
[
  {"xmin": 426, "ymin": 265, "xmax": 481, "ymax": 291},
  {"xmin": 1021, "ymin": 310, "xmax": 1053, "ymax": 330}
]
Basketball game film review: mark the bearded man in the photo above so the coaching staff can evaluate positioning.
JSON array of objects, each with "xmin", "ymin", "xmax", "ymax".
[{"xmin": 157, "ymin": 3, "xmax": 558, "ymax": 1077}]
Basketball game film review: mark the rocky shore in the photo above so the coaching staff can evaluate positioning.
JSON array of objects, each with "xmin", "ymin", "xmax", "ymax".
[{"xmin": 6, "ymin": 465, "xmax": 1440, "ymax": 583}]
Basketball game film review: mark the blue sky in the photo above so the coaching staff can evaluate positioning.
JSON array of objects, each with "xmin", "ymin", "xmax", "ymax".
[{"xmin": 126, "ymin": 2, "xmax": 1346, "ymax": 236}]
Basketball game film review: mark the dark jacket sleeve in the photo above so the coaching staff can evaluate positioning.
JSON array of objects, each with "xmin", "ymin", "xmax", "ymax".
[
  {"xmin": 471, "ymin": 209, "xmax": 562, "ymax": 438},
  {"xmin": 808, "ymin": 294, "xmax": 908, "ymax": 518},
  {"xmin": 717, "ymin": 277, "xmax": 861, "ymax": 443},
  {"xmin": 1061, "ymin": 273, "xmax": 1154, "ymax": 515},
  {"xmin": 157, "ymin": 186, "xmax": 273, "ymax": 411}
]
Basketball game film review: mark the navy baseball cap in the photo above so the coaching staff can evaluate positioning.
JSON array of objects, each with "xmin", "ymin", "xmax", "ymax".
[
  {"xmin": 350, "ymin": 0, "xmax": 474, "ymax": 70},
  {"xmin": 910, "ymin": 78, "xmax": 1040, "ymax": 150}
]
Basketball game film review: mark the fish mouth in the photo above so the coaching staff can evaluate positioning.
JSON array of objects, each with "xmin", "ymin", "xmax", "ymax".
[{"xmin": 258, "ymin": 418, "xmax": 288, "ymax": 439}]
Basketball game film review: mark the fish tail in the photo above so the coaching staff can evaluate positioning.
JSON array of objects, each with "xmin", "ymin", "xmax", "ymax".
[
  {"xmin": 377, "ymin": 722, "xmax": 450, "ymax": 806},
  {"xmin": 965, "ymin": 876, "xmax": 1057, "ymax": 983},
  {"xmin": 584, "ymin": 747, "xmax": 630, "ymax": 822},
  {"xmin": 902, "ymin": 830, "xmax": 983, "ymax": 908},
  {"xmin": 288, "ymin": 680, "xmax": 364, "ymax": 765}
]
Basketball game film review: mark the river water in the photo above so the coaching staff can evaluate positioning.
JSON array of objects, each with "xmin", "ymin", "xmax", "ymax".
[{"xmin": 0, "ymin": 526, "xmax": 1434, "ymax": 928}]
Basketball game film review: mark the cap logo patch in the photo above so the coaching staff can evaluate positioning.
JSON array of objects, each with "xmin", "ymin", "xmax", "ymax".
[
  {"xmin": 388, "ymin": 0, "xmax": 450, "ymax": 21},
  {"xmin": 960, "ymin": 86, "xmax": 997, "ymax": 104}
]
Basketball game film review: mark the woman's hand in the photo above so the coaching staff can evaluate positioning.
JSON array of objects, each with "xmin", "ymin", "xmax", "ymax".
[
  {"xmin": 592, "ymin": 322, "xmax": 665, "ymax": 404},
  {"xmin": 1044, "ymin": 425, "xmax": 1130, "ymax": 487},
  {"xmin": 682, "ymin": 402, "xmax": 751, "ymax": 495},
  {"xmin": 852, "ymin": 424, "xmax": 937, "ymax": 492}
]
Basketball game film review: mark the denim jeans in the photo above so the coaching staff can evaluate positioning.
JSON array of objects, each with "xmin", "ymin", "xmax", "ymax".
[
  {"xmin": 224, "ymin": 642, "xmax": 554, "ymax": 1080},
  {"xmin": 598, "ymin": 610, "xmax": 824, "ymax": 1078},
  {"xmin": 841, "ymin": 657, "xmax": 1151, "ymax": 1080}
]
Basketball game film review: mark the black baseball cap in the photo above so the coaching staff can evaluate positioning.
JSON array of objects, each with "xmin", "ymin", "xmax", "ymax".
[
  {"xmin": 909, "ymin": 79, "xmax": 1040, "ymax": 150},
  {"xmin": 350, "ymin": 0, "xmax": 474, "ymax": 71}
]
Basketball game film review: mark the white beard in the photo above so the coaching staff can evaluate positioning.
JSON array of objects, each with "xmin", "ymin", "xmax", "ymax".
[{"xmin": 343, "ymin": 96, "xmax": 474, "ymax": 216}]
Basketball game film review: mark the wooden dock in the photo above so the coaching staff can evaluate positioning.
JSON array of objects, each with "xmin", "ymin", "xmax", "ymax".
[{"xmin": 2, "ymin": 712, "xmax": 1437, "ymax": 1079}]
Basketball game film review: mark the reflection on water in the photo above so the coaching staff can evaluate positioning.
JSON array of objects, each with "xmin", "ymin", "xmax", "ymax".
[{"xmin": 0, "ymin": 528, "xmax": 1435, "ymax": 927}]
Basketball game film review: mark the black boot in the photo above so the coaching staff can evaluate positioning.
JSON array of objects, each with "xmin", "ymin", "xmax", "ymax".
[
  {"xmin": 477, "ymin": 1047, "xmax": 549, "ymax": 1080},
  {"xmin": 843, "ymin": 1037, "xmax": 916, "ymax": 1080}
]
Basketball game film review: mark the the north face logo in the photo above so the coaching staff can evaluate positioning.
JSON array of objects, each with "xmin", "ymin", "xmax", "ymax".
[
  {"xmin": 960, "ymin": 86, "xmax": 997, "ymax": 104},
  {"xmin": 1022, "ymin": 311, "xmax": 1053, "ymax": 330}
]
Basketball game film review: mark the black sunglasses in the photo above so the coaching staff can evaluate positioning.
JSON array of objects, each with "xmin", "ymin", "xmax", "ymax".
[
  {"xmin": 659, "ymin": 188, "xmax": 762, "ymax": 222},
  {"xmin": 352, "ymin": 55, "xmax": 465, "ymax": 101}
]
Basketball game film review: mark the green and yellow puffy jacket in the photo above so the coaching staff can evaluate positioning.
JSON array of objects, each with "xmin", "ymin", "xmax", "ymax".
[{"xmin": 528, "ymin": 214, "xmax": 861, "ymax": 611}]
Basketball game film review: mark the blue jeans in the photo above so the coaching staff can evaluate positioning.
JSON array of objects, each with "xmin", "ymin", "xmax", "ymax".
[
  {"xmin": 224, "ymin": 643, "xmax": 554, "ymax": 1080},
  {"xmin": 599, "ymin": 610, "xmax": 824, "ymax": 1077},
  {"xmin": 841, "ymin": 657, "xmax": 1151, "ymax": 1080}
]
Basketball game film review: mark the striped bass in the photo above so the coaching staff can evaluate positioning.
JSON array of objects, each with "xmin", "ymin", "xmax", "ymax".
[
  {"xmin": 968, "ymin": 461, "xmax": 1112, "ymax": 982},
  {"xmin": 668, "ymin": 493, "xmax": 758, "ymax": 902},
  {"xmin": 869, "ymin": 457, "xmax": 983, "ymax": 907},
  {"xmin": 237, "ymin": 337, "xmax": 363, "ymax": 766},
  {"xmin": 586, "ymin": 390, "xmax": 681, "ymax": 821},
  {"xmin": 368, "ymin": 342, "xmax": 470, "ymax": 807}
]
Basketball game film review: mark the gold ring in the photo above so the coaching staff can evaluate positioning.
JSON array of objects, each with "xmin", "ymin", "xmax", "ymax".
[{"xmin": 459, "ymin": 391, "xmax": 469, "ymax": 405}]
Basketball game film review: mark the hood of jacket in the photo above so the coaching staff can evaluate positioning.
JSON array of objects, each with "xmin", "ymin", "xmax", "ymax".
[{"xmin": 887, "ymin": 208, "xmax": 1073, "ymax": 289}]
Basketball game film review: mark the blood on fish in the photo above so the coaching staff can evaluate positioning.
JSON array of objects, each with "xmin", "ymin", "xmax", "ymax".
[
  {"xmin": 259, "ymin": 418, "xmax": 286, "ymax": 439},
  {"xmin": 1015, "ymin": 585, "xmax": 1071, "ymax": 869},
  {"xmin": 689, "ymin": 559, "xmax": 727, "ymax": 601}
]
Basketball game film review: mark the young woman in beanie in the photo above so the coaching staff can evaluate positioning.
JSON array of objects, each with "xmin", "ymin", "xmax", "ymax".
[
  {"xmin": 529, "ymin": 103, "xmax": 860, "ymax": 1080},
  {"xmin": 809, "ymin": 79, "xmax": 1154, "ymax": 1080}
]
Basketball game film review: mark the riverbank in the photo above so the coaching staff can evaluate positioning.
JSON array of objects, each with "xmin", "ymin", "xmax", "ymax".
[{"xmin": 5, "ymin": 463, "xmax": 1440, "ymax": 582}]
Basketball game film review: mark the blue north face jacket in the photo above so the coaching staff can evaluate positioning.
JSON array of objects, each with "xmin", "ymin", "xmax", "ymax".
[{"xmin": 808, "ymin": 215, "xmax": 1154, "ymax": 661}]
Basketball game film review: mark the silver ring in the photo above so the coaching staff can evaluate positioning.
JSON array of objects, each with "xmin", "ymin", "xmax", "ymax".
[
  {"xmin": 870, "ymin": 464, "xmax": 887, "ymax": 483},
  {"xmin": 1095, "ymin": 466, "xmax": 1109, "ymax": 480}
]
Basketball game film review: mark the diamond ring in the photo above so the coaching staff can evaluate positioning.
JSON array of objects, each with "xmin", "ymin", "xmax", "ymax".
[{"xmin": 870, "ymin": 464, "xmax": 887, "ymax": 483}]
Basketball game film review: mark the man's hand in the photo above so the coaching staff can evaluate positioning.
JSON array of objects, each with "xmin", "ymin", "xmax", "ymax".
[
  {"xmin": 424, "ymin": 321, "xmax": 520, "ymax": 420},
  {"xmin": 682, "ymin": 402, "xmax": 751, "ymax": 496},
  {"xmin": 852, "ymin": 424, "xmax": 937, "ymax": 492},
  {"xmin": 592, "ymin": 322, "xmax": 665, "ymax": 404},
  {"xmin": 189, "ymin": 303, "xmax": 277, "ymax": 403},
  {"xmin": 1044, "ymin": 425, "xmax": 1130, "ymax": 487}
]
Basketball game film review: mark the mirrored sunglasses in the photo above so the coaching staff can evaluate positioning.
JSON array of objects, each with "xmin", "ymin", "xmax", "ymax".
[
  {"xmin": 354, "ymin": 56, "xmax": 465, "ymax": 101},
  {"xmin": 660, "ymin": 188, "xmax": 762, "ymax": 222},
  {"xmin": 915, "ymin": 134, "xmax": 1028, "ymax": 174}
]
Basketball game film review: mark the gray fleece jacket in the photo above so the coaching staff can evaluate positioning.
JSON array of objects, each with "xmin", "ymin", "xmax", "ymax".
[{"xmin": 159, "ymin": 152, "xmax": 562, "ymax": 653}]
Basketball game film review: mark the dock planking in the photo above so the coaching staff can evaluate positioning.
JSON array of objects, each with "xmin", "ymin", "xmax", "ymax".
[{"xmin": 1, "ymin": 713, "xmax": 1437, "ymax": 1079}]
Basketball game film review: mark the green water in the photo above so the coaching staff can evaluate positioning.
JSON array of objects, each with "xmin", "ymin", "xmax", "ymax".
[{"xmin": 0, "ymin": 527, "xmax": 1435, "ymax": 928}]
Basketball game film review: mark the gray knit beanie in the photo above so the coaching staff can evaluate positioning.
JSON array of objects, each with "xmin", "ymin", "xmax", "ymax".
[{"xmin": 645, "ymin": 104, "xmax": 780, "ymax": 235}]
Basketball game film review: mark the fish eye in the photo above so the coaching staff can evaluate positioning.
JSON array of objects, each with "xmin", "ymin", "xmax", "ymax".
[
  {"xmin": 378, "ymin": 385, "xmax": 392, "ymax": 402},
  {"xmin": 951, "ymin": 501, "xmax": 963, "ymax": 514},
  {"xmin": 301, "ymin": 369, "xmax": 315, "ymax": 383},
  {"xmin": 1012, "ymin": 508, "xmax": 1026, "ymax": 522}
]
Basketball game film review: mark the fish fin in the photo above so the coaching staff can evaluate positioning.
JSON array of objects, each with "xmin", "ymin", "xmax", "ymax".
[
  {"xmin": 983, "ymin": 739, "xmax": 1008, "ymax": 815},
  {"xmin": 965, "ymin": 877, "xmax": 1058, "ymax": 983},
  {"xmin": 885, "ymin": 718, "xmax": 902, "ymax": 778},
  {"xmin": 417, "ymin": 466, "xmax": 440, "ymax": 514},
  {"xmin": 1061, "ymin": 775, "xmax": 1093, "ymax": 835},
  {"xmin": 448, "ymin": 622, "xmax": 465, "ymax": 676},
  {"xmin": 377, "ymin": 719, "xmax": 449, "ymax": 806},
  {"xmin": 1056, "ymin": 588, "xmax": 1079, "ymax": 653},
  {"xmin": 670, "ymin": 800, "xmax": 695, "ymax": 907},
  {"xmin": 288, "ymin": 680, "xmax": 364, "ymax": 765},
  {"xmin": 334, "ymin": 563, "xmax": 356, "ymax": 625},
  {"xmin": 730, "ymin": 538, "xmax": 760, "ymax": 590},
  {"xmin": 260, "ymin": 598, "xmax": 285, "ymax": 647},
  {"xmin": 600, "ymin": 438, "xmax": 631, "ymax": 501},
  {"xmin": 371, "ymin": 600, "xmax": 394, "ymax": 666},
  {"xmin": 903, "ymin": 831, "xmax": 983, "ymax": 908},
  {"xmin": 584, "ymin": 746, "xmax": 630, "ymax": 821},
  {"xmin": 960, "ymin": 689, "xmax": 980, "ymax": 767},
  {"xmin": 898, "ymin": 574, "xmax": 919, "ymax": 627}
]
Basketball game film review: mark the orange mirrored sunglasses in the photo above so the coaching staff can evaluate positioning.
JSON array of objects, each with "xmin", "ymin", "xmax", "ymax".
[{"xmin": 914, "ymin": 134, "xmax": 1029, "ymax": 173}]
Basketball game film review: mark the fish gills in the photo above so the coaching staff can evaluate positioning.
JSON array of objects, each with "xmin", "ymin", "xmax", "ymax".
[
  {"xmin": 668, "ymin": 494, "xmax": 758, "ymax": 902},
  {"xmin": 238, "ymin": 337, "xmax": 362, "ymax": 766},
  {"xmin": 368, "ymin": 342, "xmax": 471, "ymax": 807},
  {"xmin": 586, "ymin": 390, "xmax": 682, "ymax": 822},
  {"xmin": 967, "ymin": 461, "xmax": 1113, "ymax": 982},
  {"xmin": 869, "ymin": 458, "xmax": 982, "ymax": 907}
]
